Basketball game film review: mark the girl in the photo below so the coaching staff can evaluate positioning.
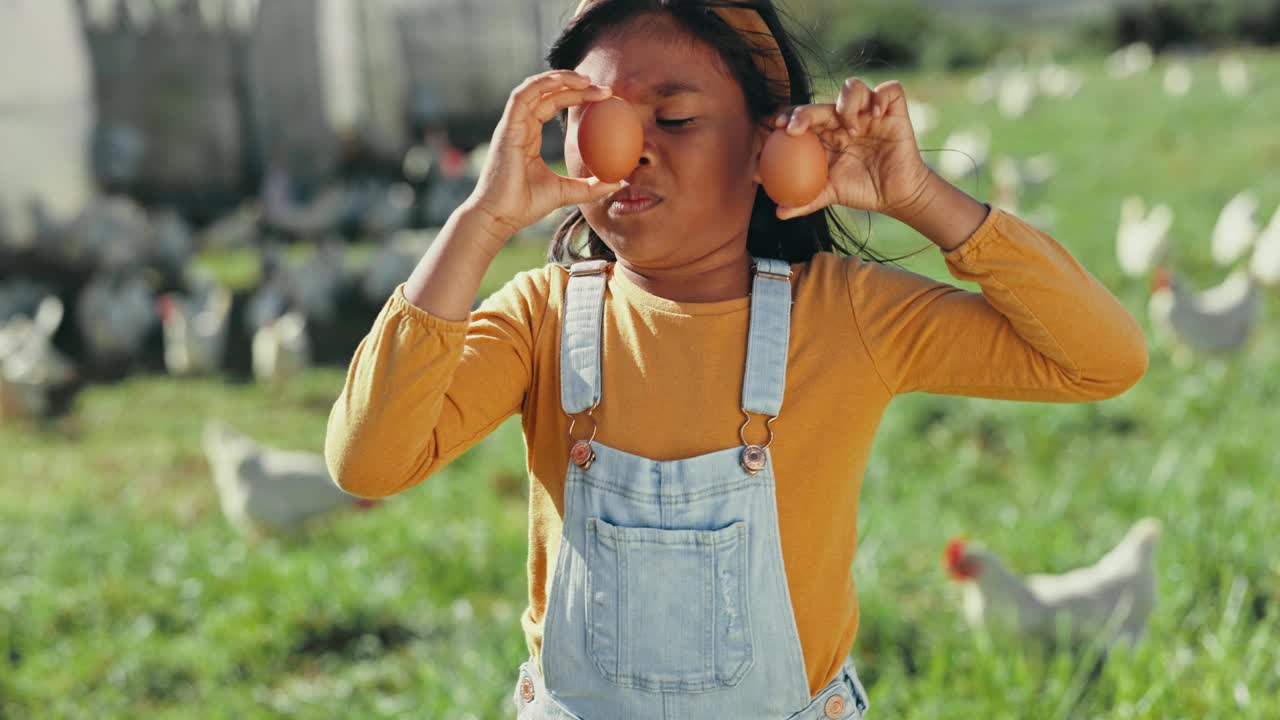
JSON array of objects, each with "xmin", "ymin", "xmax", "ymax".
[{"xmin": 325, "ymin": 1, "xmax": 1149, "ymax": 717}]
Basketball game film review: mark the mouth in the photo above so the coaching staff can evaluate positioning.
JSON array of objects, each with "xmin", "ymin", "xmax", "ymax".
[{"xmin": 607, "ymin": 186, "xmax": 662, "ymax": 216}]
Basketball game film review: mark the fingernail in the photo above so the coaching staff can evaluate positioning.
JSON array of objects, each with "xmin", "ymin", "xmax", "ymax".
[{"xmin": 775, "ymin": 114, "xmax": 788, "ymax": 126}]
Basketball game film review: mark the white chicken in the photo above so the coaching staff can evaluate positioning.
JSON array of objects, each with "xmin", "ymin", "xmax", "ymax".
[
  {"xmin": 997, "ymin": 67, "xmax": 1037, "ymax": 119},
  {"xmin": 906, "ymin": 99, "xmax": 938, "ymax": 139},
  {"xmin": 938, "ymin": 127, "xmax": 990, "ymax": 181},
  {"xmin": 202, "ymin": 420, "xmax": 379, "ymax": 537},
  {"xmin": 1162, "ymin": 62, "xmax": 1193, "ymax": 97},
  {"xmin": 251, "ymin": 311, "xmax": 310, "ymax": 384},
  {"xmin": 0, "ymin": 296, "xmax": 78, "ymax": 421},
  {"xmin": 1037, "ymin": 63, "xmax": 1084, "ymax": 99},
  {"xmin": 991, "ymin": 155, "xmax": 1056, "ymax": 232},
  {"xmin": 157, "ymin": 276, "xmax": 233, "ymax": 376},
  {"xmin": 1248, "ymin": 204, "xmax": 1280, "ymax": 288},
  {"xmin": 1219, "ymin": 55, "xmax": 1251, "ymax": 98},
  {"xmin": 1148, "ymin": 268, "xmax": 1259, "ymax": 363},
  {"xmin": 1116, "ymin": 197, "xmax": 1174, "ymax": 278},
  {"xmin": 945, "ymin": 518, "xmax": 1162, "ymax": 650},
  {"xmin": 966, "ymin": 70, "xmax": 998, "ymax": 105},
  {"xmin": 1210, "ymin": 191, "xmax": 1260, "ymax": 267},
  {"xmin": 1105, "ymin": 43, "xmax": 1154, "ymax": 80}
]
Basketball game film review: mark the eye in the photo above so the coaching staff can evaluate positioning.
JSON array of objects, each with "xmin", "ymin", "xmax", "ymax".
[{"xmin": 657, "ymin": 117, "xmax": 695, "ymax": 127}]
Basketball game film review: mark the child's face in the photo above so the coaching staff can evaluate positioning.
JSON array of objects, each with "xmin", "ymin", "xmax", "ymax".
[{"xmin": 566, "ymin": 14, "xmax": 768, "ymax": 270}]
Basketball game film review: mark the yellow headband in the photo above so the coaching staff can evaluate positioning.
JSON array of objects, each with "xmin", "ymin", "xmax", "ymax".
[{"xmin": 572, "ymin": 1, "xmax": 791, "ymax": 98}]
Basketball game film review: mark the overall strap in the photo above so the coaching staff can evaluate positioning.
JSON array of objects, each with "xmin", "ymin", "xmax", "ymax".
[
  {"xmin": 560, "ymin": 260, "xmax": 610, "ymax": 415},
  {"xmin": 741, "ymin": 257, "xmax": 793, "ymax": 417}
]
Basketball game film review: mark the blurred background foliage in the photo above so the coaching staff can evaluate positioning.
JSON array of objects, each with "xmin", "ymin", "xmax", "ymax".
[{"xmin": 800, "ymin": 0, "xmax": 1280, "ymax": 71}]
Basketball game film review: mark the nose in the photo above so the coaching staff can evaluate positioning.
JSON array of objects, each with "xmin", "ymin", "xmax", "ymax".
[{"xmin": 637, "ymin": 121, "xmax": 657, "ymax": 167}]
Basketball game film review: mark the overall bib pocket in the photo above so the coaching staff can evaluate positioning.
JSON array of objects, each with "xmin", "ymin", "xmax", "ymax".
[{"xmin": 584, "ymin": 516, "xmax": 755, "ymax": 693}]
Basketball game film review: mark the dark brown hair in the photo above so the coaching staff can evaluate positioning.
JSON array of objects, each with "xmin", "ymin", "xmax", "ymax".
[{"xmin": 545, "ymin": 0, "xmax": 894, "ymax": 266}]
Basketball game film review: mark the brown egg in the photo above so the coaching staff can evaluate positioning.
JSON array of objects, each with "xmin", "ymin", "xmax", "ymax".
[
  {"xmin": 576, "ymin": 96, "xmax": 644, "ymax": 183},
  {"xmin": 759, "ymin": 129, "xmax": 828, "ymax": 207}
]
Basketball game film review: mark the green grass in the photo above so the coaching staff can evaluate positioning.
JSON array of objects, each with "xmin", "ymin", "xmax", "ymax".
[{"xmin": 4, "ymin": 49, "xmax": 1280, "ymax": 718}]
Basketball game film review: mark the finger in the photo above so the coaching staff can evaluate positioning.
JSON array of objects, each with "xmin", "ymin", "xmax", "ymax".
[
  {"xmin": 511, "ymin": 71, "xmax": 593, "ymax": 109},
  {"xmin": 532, "ymin": 85, "xmax": 612, "ymax": 124},
  {"xmin": 835, "ymin": 77, "xmax": 873, "ymax": 123},
  {"xmin": 871, "ymin": 80, "xmax": 907, "ymax": 119},
  {"xmin": 559, "ymin": 175, "xmax": 625, "ymax": 207},
  {"xmin": 775, "ymin": 188, "xmax": 832, "ymax": 220},
  {"xmin": 785, "ymin": 103, "xmax": 840, "ymax": 135}
]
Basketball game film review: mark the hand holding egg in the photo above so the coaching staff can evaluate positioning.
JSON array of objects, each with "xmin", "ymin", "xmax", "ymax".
[
  {"xmin": 465, "ymin": 70, "xmax": 626, "ymax": 253},
  {"xmin": 767, "ymin": 78, "xmax": 933, "ymax": 222}
]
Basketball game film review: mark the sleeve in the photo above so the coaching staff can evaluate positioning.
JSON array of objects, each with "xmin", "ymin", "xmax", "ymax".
[
  {"xmin": 324, "ymin": 269, "xmax": 553, "ymax": 498},
  {"xmin": 846, "ymin": 207, "xmax": 1148, "ymax": 401}
]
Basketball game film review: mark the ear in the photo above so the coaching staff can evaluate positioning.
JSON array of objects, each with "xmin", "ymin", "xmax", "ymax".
[{"xmin": 750, "ymin": 122, "xmax": 772, "ymax": 185}]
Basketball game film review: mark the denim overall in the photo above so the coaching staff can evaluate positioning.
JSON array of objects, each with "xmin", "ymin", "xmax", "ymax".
[{"xmin": 512, "ymin": 258, "xmax": 870, "ymax": 720}]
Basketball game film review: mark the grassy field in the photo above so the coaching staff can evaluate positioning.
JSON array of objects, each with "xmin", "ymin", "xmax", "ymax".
[{"xmin": 4, "ymin": 50, "xmax": 1280, "ymax": 718}]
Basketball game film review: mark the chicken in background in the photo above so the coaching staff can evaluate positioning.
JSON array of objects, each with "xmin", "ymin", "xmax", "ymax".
[
  {"xmin": 1115, "ymin": 197, "xmax": 1174, "ymax": 278},
  {"xmin": 1218, "ymin": 55, "xmax": 1252, "ymax": 98},
  {"xmin": 291, "ymin": 238, "xmax": 347, "ymax": 326},
  {"xmin": 906, "ymin": 99, "xmax": 937, "ymax": 139},
  {"xmin": 244, "ymin": 241, "xmax": 292, "ymax": 337},
  {"xmin": 358, "ymin": 182, "xmax": 415, "ymax": 239},
  {"xmin": 147, "ymin": 208, "xmax": 195, "ymax": 284},
  {"xmin": 1105, "ymin": 42, "xmax": 1154, "ymax": 80},
  {"xmin": 360, "ymin": 228, "xmax": 437, "ymax": 306},
  {"xmin": 996, "ymin": 67, "xmax": 1037, "ymax": 119},
  {"xmin": 75, "ymin": 267, "xmax": 157, "ymax": 378},
  {"xmin": 991, "ymin": 154, "xmax": 1057, "ymax": 232},
  {"xmin": 157, "ymin": 274, "xmax": 233, "ymax": 376},
  {"xmin": 1037, "ymin": 62, "xmax": 1085, "ymax": 99},
  {"xmin": 1248, "ymin": 203, "xmax": 1280, "ymax": 288},
  {"xmin": 1210, "ymin": 191, "xmax": 1260, "ymax": 268},
  {"xmin": 197, "ymin": 201, "xmax": 261, "ymax": 253},
  {"xmin": 937, "ymin": 127, "xmax": 990, "ymax": 181},
  {"xmin": 1148, "ymin": 268, "xmax": 1260, "ymax": 366},
  {"xmin": 1162, "ymin": 61, "xmax": 1193, "ymax": 97},
  {"xmin": 0, "ymin": 296, "xmax": 78, "ymax": 421},
  {"xmin": 203, "ymin": 420, "xmax": 379, "ymax": 537},
  {"xmin": 246, "ymin": 239, "xmax": 348, "ymax": 329},
  {"xmin": 251, "ymin": 310, "xmax": 310, "ymax": 384},
  {"xmin": 944, "ymin": 518, "xmax": 1162, "ymax": 651}
]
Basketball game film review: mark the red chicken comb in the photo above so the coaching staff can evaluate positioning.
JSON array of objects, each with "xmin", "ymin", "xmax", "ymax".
[
  {"xmin": 155, "ymin": 294, "xmax": 175, "ymax": 322},
  {"xmin": 1151, "ymin": 267, "xmax": 1174, "ymax": 292},
  {"xmin": 944, "ymin": 537, "xmax": 977, "ymax": 581}
]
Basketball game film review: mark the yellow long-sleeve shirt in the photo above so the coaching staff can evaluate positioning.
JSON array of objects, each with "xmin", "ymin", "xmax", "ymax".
[{"xmin": 325, "ymin": 208, "xmax": 1148, "ymax": 698}]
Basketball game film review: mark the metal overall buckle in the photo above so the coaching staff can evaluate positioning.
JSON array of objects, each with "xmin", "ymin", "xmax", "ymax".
[
  {"xmin": 739, "ymin": 411, "xmax": 778, "ymax": 475},
  {"xmin": 567, "ymin": 407, "xmax": 599, "ymax": 471}
]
